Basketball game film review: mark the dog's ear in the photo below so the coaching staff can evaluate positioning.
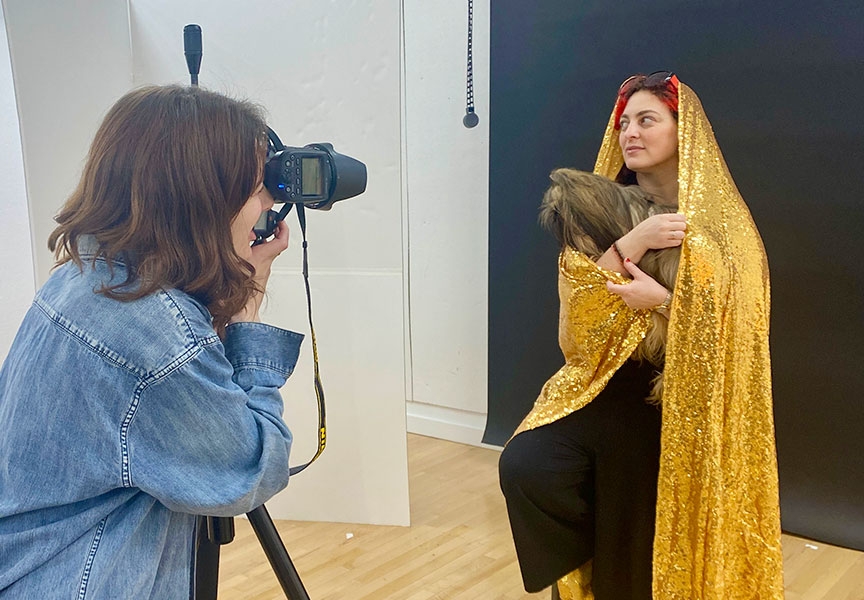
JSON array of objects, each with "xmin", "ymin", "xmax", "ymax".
[
  {"xmin": 539, "ymin": 175, "xmax": 575, "ymax": 250},
  {"xmin": 539, "ymin": 170, "xmax": 598, "ymax": 255},
  {"xmin": 540, "ymin": 169, "xmax": 637, "ymax": 253}
]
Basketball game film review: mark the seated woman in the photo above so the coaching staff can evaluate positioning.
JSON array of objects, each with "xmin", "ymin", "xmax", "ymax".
[
  {"xmin": 0, "ymin": 85, "xmax": 301, "ymax": 599},
  {"xmin": 499, "ymin": 72, "xmax": 783, "ymax": 600}
]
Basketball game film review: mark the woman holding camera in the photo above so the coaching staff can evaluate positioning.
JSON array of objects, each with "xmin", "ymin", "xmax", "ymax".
[{"xmin": 0, "ymin": 85, "xmax": 301, "ymax": 599}]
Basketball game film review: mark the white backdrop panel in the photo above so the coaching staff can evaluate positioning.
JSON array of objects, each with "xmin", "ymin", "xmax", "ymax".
[
  {"xmin": 2, "ymin": 0, "xmax": 133, "ymax": 285},
  {"xmin": 403, "ymin": 1, "xmax": 489, "ymax": 435},
  {"xmin": 262, "ymin": 270, "xmax": 408, "ymax": 525},
  {"xmin": 0, "ymin": 2, "xmax": 36, "ymax": 361},
  {"xmin": 130, "ymin": 0, "xmax": 407, "ymax": 524}
]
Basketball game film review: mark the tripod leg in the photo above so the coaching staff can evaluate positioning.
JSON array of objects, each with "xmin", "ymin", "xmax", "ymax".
[
  {"xmin": 192, "ymin": 516, "xmax": 221, "ymax": 600},
  {"xmin": 247, "ymin": 505, "xmax": 311, "ymax": 600}
]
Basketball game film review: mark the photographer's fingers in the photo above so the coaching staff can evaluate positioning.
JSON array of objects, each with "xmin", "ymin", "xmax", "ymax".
[
  {"xmin": 251, "ymin": 220, "xmax": 289, "ymax": 263},
  {"xmin": 271, "ymin": 219, "xmax": 290, "ymax": 252}
]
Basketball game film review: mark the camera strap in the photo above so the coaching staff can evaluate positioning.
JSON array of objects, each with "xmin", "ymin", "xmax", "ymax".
[{"xmin": 288, "ymin": 203, "xmax": 327, "ymax": 476}]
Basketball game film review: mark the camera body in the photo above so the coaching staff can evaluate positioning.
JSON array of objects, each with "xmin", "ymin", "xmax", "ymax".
[
  {"xmin": 266, "ymin": 147, "xmax": 331, "ymax": 206},
  {"xmin": 265, "ymin": 142, "xmax": 366, "ymax": 210},
  {"xmin": 254, "ymin": 131, "xmax": 367, "ymax": 243}
]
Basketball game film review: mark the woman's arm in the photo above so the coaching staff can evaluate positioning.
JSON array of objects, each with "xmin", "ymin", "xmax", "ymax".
[
  {"xmin": 596, "ymin": 213, "xmax": 687, "ymax": 276},
  {"xmin": 126, "ymin": 322, "xmax": 303, "ymax": 517}
]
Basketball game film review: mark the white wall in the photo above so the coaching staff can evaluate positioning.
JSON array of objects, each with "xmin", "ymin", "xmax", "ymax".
[
  {"xmin": 0, "ymin": 2, "xmax": 35, "ymax": 362},
  {"xmin": 403, "ymin": 1, "xmax": 492, "ymax": 446},
  {"xmin": 2, "ymin": 0, "xmax": 133, "ymax": 285}
]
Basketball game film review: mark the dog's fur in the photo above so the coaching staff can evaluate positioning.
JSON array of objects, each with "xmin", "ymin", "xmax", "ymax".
[{"xmin": 539, "ymin": 168, "xmax": 680, "ymax": 403}]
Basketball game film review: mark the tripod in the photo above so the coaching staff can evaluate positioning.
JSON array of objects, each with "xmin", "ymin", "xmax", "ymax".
[{"xmin": 192, "ymin": 506, "xmax": 310, "ymax": 599}]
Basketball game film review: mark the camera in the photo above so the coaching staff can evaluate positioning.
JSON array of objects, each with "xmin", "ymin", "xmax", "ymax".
[
  {"xmin": 253, "ymin": 128, "xmax": 367, "ymax": 244},
  {"xmin": 184, "ymin": 22, "xmax": 359, "ymax": 464},
  {"xmin": 183, "ymin": 24, "xmax": 367, "ymax": 244}
]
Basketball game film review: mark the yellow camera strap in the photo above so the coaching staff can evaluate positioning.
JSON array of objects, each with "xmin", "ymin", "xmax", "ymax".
[{"xmin": 288, "ymin": 203, "xmax": 326, "ymax": 476}]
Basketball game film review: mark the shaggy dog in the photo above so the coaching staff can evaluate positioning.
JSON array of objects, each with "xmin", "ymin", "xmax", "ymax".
[{"xmin": 538, "ymin": 168, "xmax": 681, "ymax": 403}]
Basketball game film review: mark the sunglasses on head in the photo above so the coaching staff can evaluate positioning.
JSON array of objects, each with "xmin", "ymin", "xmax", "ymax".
[{"xmin": 618, "ymin": 71, "xmax": 677, "ymax": 95}]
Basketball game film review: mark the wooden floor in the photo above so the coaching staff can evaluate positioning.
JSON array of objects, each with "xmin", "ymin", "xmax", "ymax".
[{"xmin": 218, "ymin": 434, "xmax": 864, "ymax": 599}]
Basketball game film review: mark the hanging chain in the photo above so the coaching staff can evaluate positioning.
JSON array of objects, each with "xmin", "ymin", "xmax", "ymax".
[{"xmin": 463, "ymin": 0, "xmax": 479, "ymax": 128}]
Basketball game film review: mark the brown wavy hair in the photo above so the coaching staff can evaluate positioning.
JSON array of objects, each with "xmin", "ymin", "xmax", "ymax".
[{"xmin": 48, "ymin": 85, "xmax": 269, "ymax": 336}]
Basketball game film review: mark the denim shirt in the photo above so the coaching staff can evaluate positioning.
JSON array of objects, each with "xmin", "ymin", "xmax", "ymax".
[{"xmin": 0, "ymin": 246, "xmax": 303, "ymax": 599}]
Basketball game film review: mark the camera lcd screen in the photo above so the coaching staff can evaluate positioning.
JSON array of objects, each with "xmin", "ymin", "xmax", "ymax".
[{"xmin": 302, "ymin": 158, "xmax": 323, "ymax": 196}]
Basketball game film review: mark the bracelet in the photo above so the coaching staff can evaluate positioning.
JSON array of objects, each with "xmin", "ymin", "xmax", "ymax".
[
  {"xmin": 611, "ymin": 241, "xmax": 626, "ymax": 265},
  {"xmin": 651, "ymin": 290, "xmax": 673, "ymax": 312}
]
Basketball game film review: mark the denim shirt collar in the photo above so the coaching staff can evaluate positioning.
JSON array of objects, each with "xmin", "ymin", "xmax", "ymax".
[{"xmin": 76, "ymin": 235, "xmax": 131, "ymax": 267}]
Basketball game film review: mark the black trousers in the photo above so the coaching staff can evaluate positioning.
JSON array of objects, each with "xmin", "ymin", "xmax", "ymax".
[{"xmin": 499, "ymin": 360, "xmax": 662, "ymax": 599}]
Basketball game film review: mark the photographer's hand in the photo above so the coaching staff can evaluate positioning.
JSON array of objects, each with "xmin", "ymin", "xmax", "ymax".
[{"xmin": 231, "ymin": 220, "xmax": 289, "ymax": 323}]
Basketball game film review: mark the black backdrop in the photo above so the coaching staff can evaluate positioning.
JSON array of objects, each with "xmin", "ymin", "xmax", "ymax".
[{"xmin": 483, "ymin": 0, "xmax": 864, "ymax": 551}]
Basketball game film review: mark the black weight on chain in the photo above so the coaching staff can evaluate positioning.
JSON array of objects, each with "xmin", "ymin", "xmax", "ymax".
[{"xmin": 463, "ymin": 0, "xmax": 479, "ymax": 128}]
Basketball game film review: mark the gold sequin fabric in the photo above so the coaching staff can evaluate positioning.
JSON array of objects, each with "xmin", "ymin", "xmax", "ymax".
[
  {"xmin": 512, "ymin": 249, "xmax": 650, "ymax": 438},
  {"xmin": 558, "ymin": 561, "xmax": 594, "ymax": 600},
  {"xmin": 653, "ymin": 84, "xmax": 783, "ymax": 599},
  {"xmin": 523, "ymin": 83, "xmax": 784, "ymax": 599}
]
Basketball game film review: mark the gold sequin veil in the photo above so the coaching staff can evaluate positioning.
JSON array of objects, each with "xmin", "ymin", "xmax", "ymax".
[{"xmin": 515, "ymin": 83, "xmax": 784, "ymax": 599}]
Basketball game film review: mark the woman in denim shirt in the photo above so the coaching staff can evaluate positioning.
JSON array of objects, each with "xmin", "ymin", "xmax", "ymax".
[{"xmin": 0, "ymin": 85, "xmax": 303, "ymax": 599}]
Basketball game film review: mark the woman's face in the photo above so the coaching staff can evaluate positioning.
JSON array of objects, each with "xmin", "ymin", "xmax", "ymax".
[
  {"xmin": 231, "ymin": 181, "xmax": 275, "ymax": 260},
  {"xmin": 618, "ymin": 90, "xmax": 678, "ymax": 176}
]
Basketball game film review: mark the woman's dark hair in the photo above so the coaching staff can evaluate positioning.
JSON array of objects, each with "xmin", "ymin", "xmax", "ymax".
[
  {"xmin": 612, "ymin": 73, "xmax": 679, "ymax": 185},
  {"xmin": 48, "ymin": 85, "xmax": 269, "ymax": 335}
]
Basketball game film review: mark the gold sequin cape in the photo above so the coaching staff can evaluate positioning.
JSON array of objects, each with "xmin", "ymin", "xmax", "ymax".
[{"xmin": 513, "ymin": 83, "xmax": 784, "ymax": 599}]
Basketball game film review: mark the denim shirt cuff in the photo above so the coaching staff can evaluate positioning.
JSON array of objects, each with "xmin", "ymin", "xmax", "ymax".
[{"xmin": 223, "ymin": 322, "xmax": 304, "ymax": 378}]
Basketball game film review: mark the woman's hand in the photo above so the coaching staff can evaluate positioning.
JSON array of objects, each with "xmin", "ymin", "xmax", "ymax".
[
  {"xmin": 230, "ymin": 220, "xmax": 290, "ymax": 323},
  {"xmin": 606, "ymin": 257, "xmax": 669, "ymax": 310},
  {"xmin": 617, "ymin": 213, "xmax": 686, "ymax": 261}
]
